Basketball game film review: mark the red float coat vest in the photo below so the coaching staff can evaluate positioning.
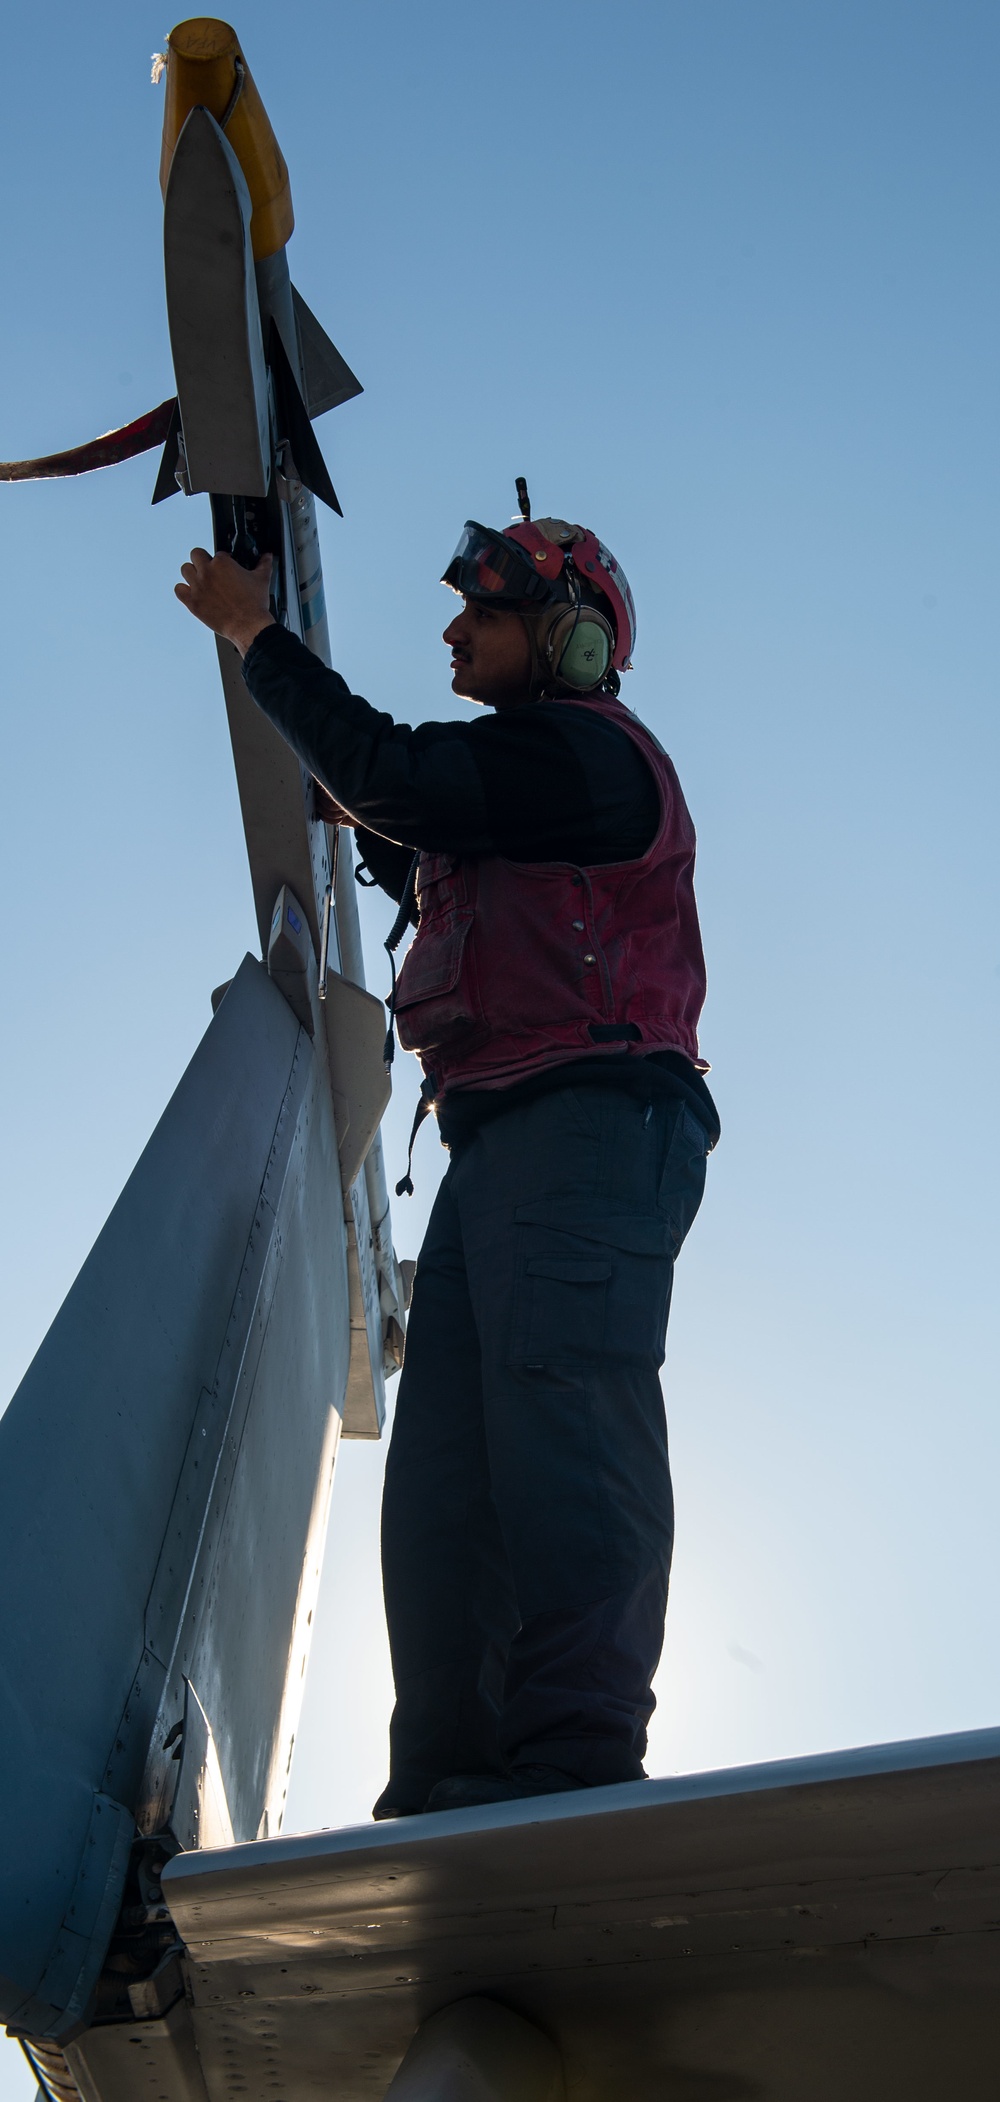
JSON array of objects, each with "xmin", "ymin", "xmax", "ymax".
[{"xmin": 392, "ymin": 692, "xmax": 708, "ymax": 1098}]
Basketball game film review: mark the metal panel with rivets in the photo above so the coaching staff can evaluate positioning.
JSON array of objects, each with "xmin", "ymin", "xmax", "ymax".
[{"xmin": 0, "ymin": 956, "xmax": 351, "ymax": 2041}]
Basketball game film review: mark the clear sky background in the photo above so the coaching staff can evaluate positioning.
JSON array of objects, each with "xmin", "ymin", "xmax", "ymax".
[{"xmin": 1, "ymin": 3, "xmax": 997, "ymax": 2089}]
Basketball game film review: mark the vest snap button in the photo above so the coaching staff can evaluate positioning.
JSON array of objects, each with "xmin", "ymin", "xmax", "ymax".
[
  {"xmin": 584, "ymin": 953, "xmax": 596, "ymax": 965},
  {"xmin": 572, "ymin": 919, "xmax": 585, "ymax": 931}
]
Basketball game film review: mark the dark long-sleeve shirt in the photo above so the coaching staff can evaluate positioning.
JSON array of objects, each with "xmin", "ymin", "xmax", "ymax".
[
  {"xmin": 242, "ymin": 625, "xmax": 719, "ymax": 1148},
  {"xmin": 243, "ymin": 623, "xmax": 659, "ymax": 862}
]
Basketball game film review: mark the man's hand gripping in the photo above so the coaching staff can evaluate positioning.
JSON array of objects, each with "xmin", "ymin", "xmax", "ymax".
[{"xmin": 175, "ymin": 547, "xmax": 276, "ymax": 659}]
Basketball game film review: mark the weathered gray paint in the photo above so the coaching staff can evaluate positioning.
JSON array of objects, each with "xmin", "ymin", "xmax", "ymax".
[
  {"xmin": 323, "ymin": 972, "xmax": 392, "ymax": 1193},
  {"xmin": 204, "ymin": 182, "xmax": 403, "ymax": 1417},
  {"xmin": 384, "ymin": 2000, "xmax": 564, "ymax": 2102},
  {"xmin": 163, "ymin": 112, "xmax": 270, "ymax": 498},
  {"xmin": 67, "ymin": 2000, "xmax": 210, "ymax": 2102},
  {"xmin": 166, "ymin": 1683, "xmax": 235, "ymax": 1854},
  {"xmin": 216, "ymin": 634, "xmax": 330, "ymax": 966},
  {"xmin": 0, "ymin": 959, "xmax": 351, "ymax": 2039},
  {"xmin": 147, "ymin": 1728, "xmax": 1000, "ymax": 2101}
]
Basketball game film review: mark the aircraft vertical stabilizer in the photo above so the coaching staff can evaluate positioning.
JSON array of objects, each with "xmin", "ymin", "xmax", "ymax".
[{"xmin": 0, "ymin": 959, "xmax": 352, "ymax": 2039}]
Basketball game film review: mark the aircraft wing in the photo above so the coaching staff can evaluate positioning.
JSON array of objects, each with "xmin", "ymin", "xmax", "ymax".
[
  {"xmin": 12, "ymin": 22, "xmax": 997, "ymax": 2102},
  {"xmin": 38, "ymin": 1726, "xmax": 1000, "ymax": 2101}
]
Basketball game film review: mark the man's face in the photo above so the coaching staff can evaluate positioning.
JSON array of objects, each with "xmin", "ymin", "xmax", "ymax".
[{"xmin": 443, "ymin": 598, "xmax": 533, "ymax": 709}]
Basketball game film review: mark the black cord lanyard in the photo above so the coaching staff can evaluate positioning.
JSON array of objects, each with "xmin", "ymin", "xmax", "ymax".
[
  {"xmin": 379, "ymin": 850, "xmax": 436, "ymax": 1196},
  {"xmin": 381, "ymin": 852, "xmax": 420, "ymax": 1069}
]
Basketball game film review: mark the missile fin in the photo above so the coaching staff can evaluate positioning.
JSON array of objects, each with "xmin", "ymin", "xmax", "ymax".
[
  {"xmin": 322, "ymin": 971, "xmax": 391, "ymax": 1191},
  {"xmin": 269, "ymin": 324, "xmax": 343, "ymax": 516},
  {"xmin": 150, "ymin": 397, "xmax": 183, "ymax": 504},
  {"xmin": 291, "ymin": 284, "xmax": 363, "ymax": 418},
  {"xmin": 0, "ymin": 399, "xmax": 176, "ymax": 483},
  {"xmin": 164, "ymin": 108, "xmax": 270, "ymax": 498}
]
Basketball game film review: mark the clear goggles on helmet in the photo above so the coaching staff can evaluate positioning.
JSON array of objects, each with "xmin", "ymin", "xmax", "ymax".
[{"xmin": 441, "ymin": 521, "xmax": 557, "ymax": 608}]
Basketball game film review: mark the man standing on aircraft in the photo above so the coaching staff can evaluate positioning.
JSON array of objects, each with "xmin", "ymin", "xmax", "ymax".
[{"xmin": 176, "ymin": 500, "xmax": 719, "ymax": 1818}]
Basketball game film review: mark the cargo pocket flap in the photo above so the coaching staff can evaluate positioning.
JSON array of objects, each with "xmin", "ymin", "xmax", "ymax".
[
  {"xmin": 515, "ymin": 1202, "xmax": 672, "ymax": 1255},
  {"xmin": 526, "ymin": 1256, "xmax": 612, "ymax": 1283}
]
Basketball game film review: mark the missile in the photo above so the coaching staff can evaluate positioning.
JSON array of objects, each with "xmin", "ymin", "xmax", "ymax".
[
  {"xmin": 0, "ymin": 18, "xmax": 404, "ymax": 2056},
  {"xmin": 1, "ymin": 12, "xmax": 407, "ymax": 1412},
  {"xmin": 1, "ymin": 17, "xmax": 403, "ymax": 1384},
  {"xmin": 158, "ymin": 19, "xmax": 361, "ymax": 675},
  {"xmin": 153, "ymin": 18, "xmax": 403, "ymax": 1380},
  {"xmin": 3, "ymin": 18, "xmax": 361, "ymax": 566}
]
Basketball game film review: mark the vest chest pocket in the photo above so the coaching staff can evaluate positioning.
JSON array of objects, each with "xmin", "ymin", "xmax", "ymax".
[{"xmin": 394, "ymin": 908, "xmax": 479, "ymax": 1051}]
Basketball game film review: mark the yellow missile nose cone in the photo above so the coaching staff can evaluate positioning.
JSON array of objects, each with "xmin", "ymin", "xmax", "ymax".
[{"xmin": 158, "ymin": 18, "xmax": 294, "ymax": 260}]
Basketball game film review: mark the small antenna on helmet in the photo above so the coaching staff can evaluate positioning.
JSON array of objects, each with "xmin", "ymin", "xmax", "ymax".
[{"xmin": 515, "ymin": 476, "xmax": 531, "ymax": 522}]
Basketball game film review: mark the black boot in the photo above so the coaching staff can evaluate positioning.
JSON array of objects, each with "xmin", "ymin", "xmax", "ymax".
[
  {"xmin": 371, "ymin": 1785, "xmax": 426, "ymax": 1822},
  {"xmin": 423, "ymin": 1765, "xmax": 586, "ymax": 1812}
]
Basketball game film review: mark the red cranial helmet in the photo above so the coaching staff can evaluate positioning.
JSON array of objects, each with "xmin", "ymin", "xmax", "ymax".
[
  {"xmin": 500, "ymin": 518, "xmax": 636, "ymax": 674},
  {"xmin": 442, "ymin": 497, "xmax": 636, "ymax": 696}
]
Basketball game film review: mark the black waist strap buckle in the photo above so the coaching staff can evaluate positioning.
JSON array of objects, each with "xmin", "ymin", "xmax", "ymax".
[{"xmin": 587, "ymin": 1021, "xmax": 642, "ymax": 1044}]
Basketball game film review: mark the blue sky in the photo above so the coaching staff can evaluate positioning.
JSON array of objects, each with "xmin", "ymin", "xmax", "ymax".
[{"xmin": 1, "ymin": 3, "xmax": 997, "ymax": 2085}]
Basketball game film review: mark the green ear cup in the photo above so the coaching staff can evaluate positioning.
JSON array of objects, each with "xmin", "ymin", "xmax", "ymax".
[{"xmin": 558, "ymin": 616, "xmax": 611, "ymax": 689}]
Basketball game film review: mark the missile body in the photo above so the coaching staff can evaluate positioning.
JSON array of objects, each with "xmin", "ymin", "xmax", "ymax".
[
  {"xmin": 0, "ymin": 18, "xmax": 402, "ymax": 2056},
  {"xmin": 157, "ymin": 25, "xmax": 400, "ymax": 1390}
]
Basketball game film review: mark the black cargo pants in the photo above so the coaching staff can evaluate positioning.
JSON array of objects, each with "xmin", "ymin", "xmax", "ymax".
[{"xmin": 376, "ymin": 1083, "xmax": 710, "ymax": 1815}]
